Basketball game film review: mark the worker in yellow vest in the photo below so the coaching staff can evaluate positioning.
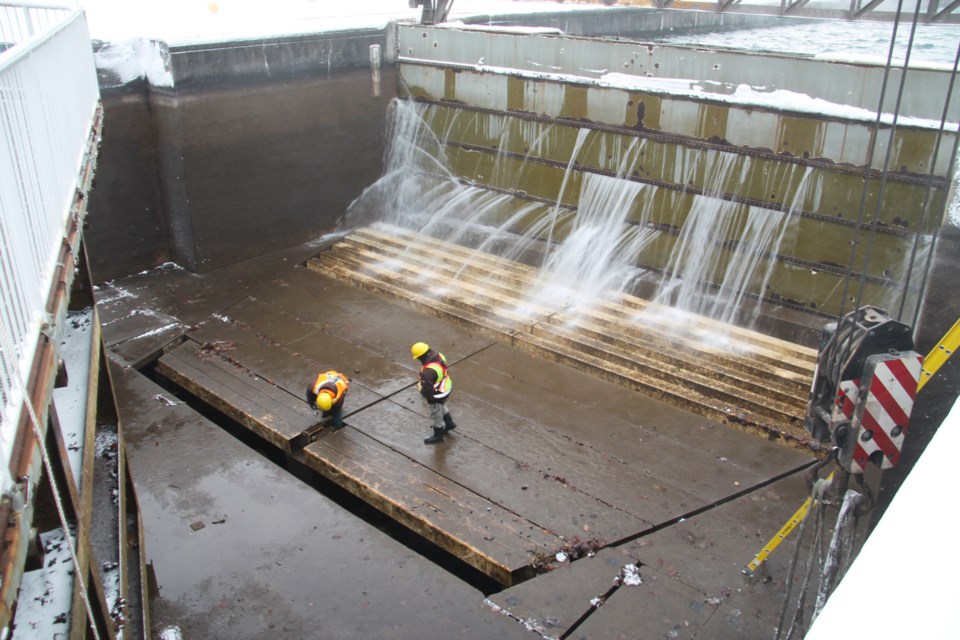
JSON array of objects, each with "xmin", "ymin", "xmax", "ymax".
[
  {"xmin": 307, "ymin": 370, "xmax": 349, "ymax": 430},
  {"xmin": 411, "ymin": 342, "xmax": 457, "ymax": 444}
]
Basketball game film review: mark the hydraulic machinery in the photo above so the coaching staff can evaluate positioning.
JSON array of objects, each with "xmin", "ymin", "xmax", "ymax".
[{"xmin": 805, "ymin": 305, "xmax": 923, "ymax": 474}]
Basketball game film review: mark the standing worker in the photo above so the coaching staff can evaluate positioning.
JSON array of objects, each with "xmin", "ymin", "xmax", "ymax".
[
  {"xmin": 307, "ymin": 370, "xmax": 349, "ymax": 430},
  {"xmin": 411, "ymin": 342, "xmax": 457, "ymax": 444}
]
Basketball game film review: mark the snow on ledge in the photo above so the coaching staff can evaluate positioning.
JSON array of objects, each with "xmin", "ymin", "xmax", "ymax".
[
  {"xmin": 441, "ymin": 20, "xmax": 564, "ymax": 35},
  {"xmin": 402, "ymin": 57, "xmax": 956, "ymax": 130},
  {"xmin": 599, "ymin": 73, "xmax": 958, "ymax": 129},
  {"xmin": 94, "ymin": 38, "xmax": 174, "ymax": 88}
]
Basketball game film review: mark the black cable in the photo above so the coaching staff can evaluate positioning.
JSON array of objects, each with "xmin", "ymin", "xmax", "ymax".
[
  {"xmin": 854, "ymin": 0, "xmax": 924, "ymax": 314},
  {"xmin": 837, "ymin": 0, "xmax": 905, "ymax": 322},
  {"xmin": 895, "ymin": 38, "xmax": 960, "ymax": 323}
]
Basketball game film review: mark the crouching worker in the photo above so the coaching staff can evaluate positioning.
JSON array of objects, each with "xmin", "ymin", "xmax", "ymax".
[
  {"xmin": 307, "ymin": 370, "xmax": 349, "ymax": 430},
  {"xmin": 411, "ymin": 342, "xmax": 456, "ymax": 444}
]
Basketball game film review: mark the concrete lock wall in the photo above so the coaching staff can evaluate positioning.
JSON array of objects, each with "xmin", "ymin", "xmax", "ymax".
[
  {"xmin": 82, "ymin": 9, "xmax": 821, "ymax": 283},
  {"xmin": 86, "ymin": 29, "xmax": 398, "ymax": 280},
  {"xmin": 396, "ymin": 23, "xmax": 958, "ymax": 320}
]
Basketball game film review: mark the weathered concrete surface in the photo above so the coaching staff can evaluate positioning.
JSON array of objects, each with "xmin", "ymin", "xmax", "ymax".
[
  {"xmin": 488, "ymin": 475, "xmax": 845, "ymax": 640},
  {"xmin": 87, "ymin": 33, "xmax": 396, "ymax": 280},
  {"xmin": 311, "ymin": 225, "xmax": 822, "ymax": 450},
  {"xmin": 94, "ymin": 240, "xmax": 332, "ymax": 367},
  {"xmin": 109, "ymin": 358, "xmax": 533, "ymax": 640},
  {"xmin": 84, "ymin": 79, "xmax": 167, "ymax": 283},
  {"xmin": 150, "ymin": 66, "xmax": 394, "ymax": 273},
  {"xmin": 95, "ymin": 237, "xmax": 830, "ymax": 637}
]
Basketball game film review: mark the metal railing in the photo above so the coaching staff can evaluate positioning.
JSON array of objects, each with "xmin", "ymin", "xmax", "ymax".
[
  {"xmin": 0, "ymin": 1, "xmax": 73, "ymax": 48},
  {"xmin": 0, "ymin": 3, "xmax": 98, "ymax": 494}
]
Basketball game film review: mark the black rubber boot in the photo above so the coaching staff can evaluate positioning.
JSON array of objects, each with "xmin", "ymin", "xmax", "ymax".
[
  {"xmin": 442, "ymin": 413, "xmax": 457, "ymax": 433},
  {"xmin": 424, "ymin": 427, "xmax": 444, "ymax": 444}
]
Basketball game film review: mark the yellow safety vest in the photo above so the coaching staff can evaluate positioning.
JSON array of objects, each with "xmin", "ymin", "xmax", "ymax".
[
  {"xmin": 312, "ymin": 370, "xmax": 349, "ymax": 406},
  {"xmin": 418, "ymin": 354, "xmax": 452, "ymax": 399}
]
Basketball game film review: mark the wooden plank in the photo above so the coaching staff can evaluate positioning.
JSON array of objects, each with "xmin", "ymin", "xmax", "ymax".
[
  {"xmin": 330, "ymin": 238, "xmax": 553, "ymax": 322},
  {"xmin": 156, "ymin": 346, "xmax": 312, "ymax": 452},
  {"xmin": 274, "ymin": 266, "xmax": 495, "ymax": 366},
  {"xmin": 185, "ymin": 320, "xmax": 383, "ymax": 415},
  {"xmin": 458, "ymin": 343, "xmax": 811, "ymax": 481},
  {"xmin": 513, "ymin": 330, "xmax": 818, "ymax": 450},
  {"xmin": 300, "ymin": 429, "xmax": 561, "ymax": 586},
  {"xmin": 548, "ymin": 305, "xmax": 812, "ymax": 397},
  {"xmin": 344, "ymin": 399, "xmax": 653, "ymax": 546},
  {"xmin": 529, "ymin": 321, "xmax": 805, "ymax": 425},
  {"xmin": 361, "ymin": 222, "xmax": 818, "ymax": 369},
  {"xmin": 226, "ymin": 293, "xmax": 424, "ymax": 398}
]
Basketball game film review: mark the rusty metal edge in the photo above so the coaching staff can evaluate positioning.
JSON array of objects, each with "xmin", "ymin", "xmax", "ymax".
[{"xmin": 0, "ymin": 104, "xmax": 104, "ymax": 633}]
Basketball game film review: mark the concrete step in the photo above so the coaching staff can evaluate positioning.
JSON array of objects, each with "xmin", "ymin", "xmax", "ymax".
[{"xmin": 307, "ymin": 223, "xmax": 823, "ymax": 452}]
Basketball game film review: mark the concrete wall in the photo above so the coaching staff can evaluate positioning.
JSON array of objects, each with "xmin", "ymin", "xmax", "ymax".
[
  {"xmin": 83, "ymin": 9, "xmax": 811, "ymax": 282},
  {"xmin": 395, "ymin": 22, "xmax": 957, "ymax": 321},
  {"xmin": 456, "ymin": 7, "xmax": 789, "ymax": 36},
  {"xmin": 85, "ymin": 80, "xmax": 168, "ymax": 283},
  {"xmin": 400, "ymin": 25, "xmax": 959, "ymax": 123},
  {"xmin": 85, "ymin": 29, "xmax": 396, "ymax": 279}
]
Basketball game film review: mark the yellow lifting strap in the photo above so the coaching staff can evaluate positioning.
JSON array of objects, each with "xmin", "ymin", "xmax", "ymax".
[
  {"xmin": 917, "ymin": 316, "xmax": 960, "ymax": 392},
  {"xmin": 743, "ymin": 472, "xmax": 834, "ymax": 576}
]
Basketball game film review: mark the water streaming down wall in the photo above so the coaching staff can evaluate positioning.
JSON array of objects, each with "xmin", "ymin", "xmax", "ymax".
[
  {"xmin": 343, "ymin": 24, "xmax": 957, "ymax": 337},
  {"xmin": 345, "ymin": 98, "xmax": 928, "ymax": 334}
]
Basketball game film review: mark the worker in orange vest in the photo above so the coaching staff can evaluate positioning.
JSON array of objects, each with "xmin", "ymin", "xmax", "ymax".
[
  {"xmin": 307, "ymin": 370, "xmax": 349, "ymax": 430},
  {"xmin": 411, "ymin": 342, "xmax": 456, "ymax": 444}
]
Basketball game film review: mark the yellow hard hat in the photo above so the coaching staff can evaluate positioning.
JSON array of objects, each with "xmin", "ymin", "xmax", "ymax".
[
  {"xmin": 316, "ymin": 392, "xmax": 333, "ymax": 412},
  {"xmin": 411, "ymin": 342, "xmax": 430, "ymax": 359}
]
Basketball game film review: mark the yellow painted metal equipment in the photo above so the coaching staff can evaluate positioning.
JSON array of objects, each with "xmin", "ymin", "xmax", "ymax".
[
  {"xmin": 917, "ymin": 317, "xmax": 960, "ymax": 392},
  {"xmin": 743, "ymin": 472, "xmax": 834, "ymax": 576},
  {"xmin": 745, "ymin": 315, "xmax": 959, "ymax": 574}
]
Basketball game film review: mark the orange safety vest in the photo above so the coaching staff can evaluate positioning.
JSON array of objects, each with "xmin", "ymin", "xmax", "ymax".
[
  {"xmin": 311, "ymin": 370, "xmax": 349, "ymax": 408},
  {"xmin": 418, "ymin": 354, "xmax": 452, "ymax": 399}
]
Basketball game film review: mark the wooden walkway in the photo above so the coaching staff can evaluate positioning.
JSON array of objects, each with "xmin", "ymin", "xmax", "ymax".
[
  {"xmin": 155, "ymin": 259, "xmax": 814, "ymax": 587},
  {"xmin": 308, "ymin": 223, "xmax": 822, "ymax": 451}
]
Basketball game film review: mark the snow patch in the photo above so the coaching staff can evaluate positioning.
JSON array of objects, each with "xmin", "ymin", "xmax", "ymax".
[
  {"xmin": 95, "ymin": 428, "xmax": 119, "ymax": 460},
  {"xmin": 444, "ymin": 20, "xmax": 563, "ymax": 35},
  {"xmin": 598, "ymin": 74, "xmax": 958, "ymax": 130},
  {"xmin": 53, "ymin": 309, "xmax": 95, "ymax": 491},
  {"xmin": 131, "ymin": 322, "xmax": 182, "ymax": 340},
  {"xmin": 94, "ymin": 38, "xmax": 174, "ymax": 88},
  {"xmin": 620, "ymin": 563, "xmax": 642, "ymax": 586},
  {"xmin": 92, "ymin": 284, "xmax": 136, "ymax": 304},
  {"xmin": 11, "ymin": 528, "xmax": 75, "ymax": 639},
  {"xmin": 159, "ymin": 627, "xmax": 184, "ymax": 640},
  {"xmin": 139, "ymin": 262, "xmax": 184, "ymax": 276}
]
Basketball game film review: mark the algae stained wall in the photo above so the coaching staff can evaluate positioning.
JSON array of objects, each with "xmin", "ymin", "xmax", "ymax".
[{"xmin": 394, "ymin": 23, "xmax": 958, "ymax": 323}]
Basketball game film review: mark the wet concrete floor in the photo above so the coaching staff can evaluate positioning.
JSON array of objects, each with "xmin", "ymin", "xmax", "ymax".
[{"xmin": 95, "ymin": 236, "xmax": 850, "ymax": 639}]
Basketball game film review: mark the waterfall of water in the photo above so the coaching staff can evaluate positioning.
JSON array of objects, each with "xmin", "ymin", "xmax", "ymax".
[
  {"xmin": 345, "ymin": 97, "xmax": 815, "ymax": 334},
  {"xmin": 647, "ymin": 157, "xmax": 808, "ymax": 329},
  {"xmin": 526, "ymin": 139, "xmax": 660, "ymax": 314}
]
